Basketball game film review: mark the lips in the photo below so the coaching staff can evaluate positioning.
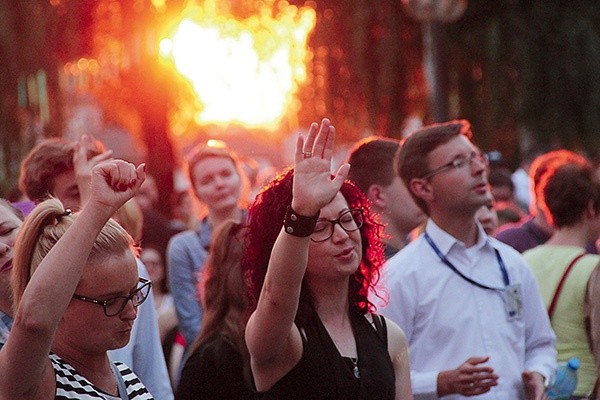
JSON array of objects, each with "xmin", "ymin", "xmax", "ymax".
[
  {"xmin": 0, "ymin": 259, "xmax": 12, "ymax": 273},
  {"xmin": 473, "ymin": 182, "xmax": 490, "ymax": 194},
  {"xmin": 335, "ymin": 248, "xmax": 354, "ymax": 258}
]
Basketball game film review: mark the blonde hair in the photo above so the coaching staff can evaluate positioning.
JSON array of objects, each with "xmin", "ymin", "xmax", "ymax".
[
  {"xmin": 11, "ymin": 197, "xmax": 137, "ymax": 313},
  {"xmin": 114, "ymin": 199, "xmax": 144, "ymax": 243}
]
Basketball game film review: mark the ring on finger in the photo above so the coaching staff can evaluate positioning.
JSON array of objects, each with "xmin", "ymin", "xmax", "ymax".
[{"xmin": 302, "ymin": 151, "xmax": 312, "ymax": 158}]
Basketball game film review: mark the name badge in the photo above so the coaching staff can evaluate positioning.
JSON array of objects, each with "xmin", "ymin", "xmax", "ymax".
[{"xmin": 504, "ymin": 284, "xmax": 523, "ymax": 321}]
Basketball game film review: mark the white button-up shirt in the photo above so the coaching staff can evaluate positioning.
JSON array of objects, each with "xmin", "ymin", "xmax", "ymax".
[{"xmin": 380, "ymin": 219, "xmax": 556, "ymax": 399}]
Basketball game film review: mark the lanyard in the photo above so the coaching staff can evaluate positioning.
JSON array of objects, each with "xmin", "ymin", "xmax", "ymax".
[{"xmin": 424, "ymin": 232, "xmax": 509, "ymax": 291}]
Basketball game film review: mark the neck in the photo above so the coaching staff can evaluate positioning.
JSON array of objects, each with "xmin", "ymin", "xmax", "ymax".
[
  {"xmin": 430, "ymin": 212, "xmax": 480, "ymax": 247},
  {"xmin": 208, "ymin": 207, "xmax": 241, "ymax": 229},
  {"xmin": 0, "ymin": 278, "xmax": 13, "ymax": 317},
  {"xmin": 380, "ymin": 215, "xmax": 410, "ymax": 252},
  {"xmin": 52, "ymin": 341, "xmax": 117, "ymax": 396},
  {"xmin": 314, "ymin": 291, "xmax": 356, "ymax": 358},
  {"xmin": 0, "ymin": 299, "xmax": 11, "ymax": 317},
  {"xmin": 531, "ymin": 213, "xmax": 554, "ymax": 236},
  {"xmin": 546, "ymin": 224, "xmax": 589, "ymax": 248},
  {"xmin": 309, "ymin": 277, "xmax": 350, "ymax": 320}
]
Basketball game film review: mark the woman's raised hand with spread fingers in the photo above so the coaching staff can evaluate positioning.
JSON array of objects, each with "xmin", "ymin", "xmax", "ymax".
[{"xmin": 292, "ymin": 118, "xmax": 350, "ymax": 216}]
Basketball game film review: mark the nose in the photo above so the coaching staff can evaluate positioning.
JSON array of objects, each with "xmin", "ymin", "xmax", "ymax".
[
  {"xmin": 331, "ymin": 223, "xmax": 350, "ymax": 243},
  {"xmin": 0, "ymin": 243, "xmax": 10, "ymax": 256},
  {"xmin": 471, "ymin": 156, "xmax": 488, "ymax": 175},
  {"xmin": 119, "ymin": 299, "xmax": 138, "ymax": 321}
]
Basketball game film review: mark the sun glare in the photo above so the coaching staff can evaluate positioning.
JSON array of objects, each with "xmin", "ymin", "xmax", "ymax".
[{"xmin": 163, "ymin": 0, "xmax": 316, "ymax": 131}]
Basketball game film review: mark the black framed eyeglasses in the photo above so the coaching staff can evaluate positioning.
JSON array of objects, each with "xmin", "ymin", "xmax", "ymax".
[
  {"xmin": 310, "ymin": 209, "xmax": 364, "ymax": 243},
  {"xmin": 72, "ymin": 277, "xmax": 152, "ymax": 317},
  {"xmin": 421, "ymin": 152, "xmax": 489, "ymax": 180}
]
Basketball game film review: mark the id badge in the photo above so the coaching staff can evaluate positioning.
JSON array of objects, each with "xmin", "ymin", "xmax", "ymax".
[{"xmin": 504, "ymin": 284, "xmax": 523, "ymax": 321}]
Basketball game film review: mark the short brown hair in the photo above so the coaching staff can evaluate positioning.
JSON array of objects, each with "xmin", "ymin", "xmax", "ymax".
[
  {"xmin": 347, "ymin": 136, "xmax": 401, "ymax": 195},
  {"xmin": 539, "ymin": 159, "xmax": 598, "ymax": 228},
  {"xmin": 19, "ymin": 138, "xmax": 104, "ymax": 203},
  {"xmin": 185, "ymin": 142, "xmax": 242, "ymax": 194},
  {"xmin": 395, "ymin": 120, "xmax": 472, "ymax": 214}
]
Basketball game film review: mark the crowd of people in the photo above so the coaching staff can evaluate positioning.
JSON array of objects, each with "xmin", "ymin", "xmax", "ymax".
[{"xmin": 0, "ymin": 116, "xmax": 598, "ymax": 399}]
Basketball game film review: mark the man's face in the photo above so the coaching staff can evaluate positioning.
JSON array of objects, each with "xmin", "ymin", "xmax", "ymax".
[
  {"xmin": 51, "ymin": 170, "xmax": 81, "ymax": 211},
  {"xmin": 421, "ymin": 135, "xmax": 492, "ymax": 215}
]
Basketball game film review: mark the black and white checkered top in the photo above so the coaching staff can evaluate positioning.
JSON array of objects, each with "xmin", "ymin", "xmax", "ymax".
[{"xmin": 50, "ymin": 353, "xmax": 153, "ymax": 399}]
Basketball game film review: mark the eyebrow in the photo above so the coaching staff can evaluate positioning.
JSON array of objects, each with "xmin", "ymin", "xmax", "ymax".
[
  {"xmin": 92, "ymin": 284, "xmax": 138, "ymax": 299},
  {"xmin": 317, "ymin": 208, "xmax": 351, "ymax": 221}
]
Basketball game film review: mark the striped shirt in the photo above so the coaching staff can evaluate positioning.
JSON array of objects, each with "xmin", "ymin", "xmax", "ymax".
[{"xmin": 50, "ymin": 353, "xmax": 153, "ymax": 399}]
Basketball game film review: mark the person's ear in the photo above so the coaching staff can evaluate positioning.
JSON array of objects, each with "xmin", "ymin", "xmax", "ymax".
[
  {"xmin": 585, "ymin": 200, "xmax": 598, "ymax": 220},
  {"xmin": 409, "ymin": 178, "xmax": 434, "ymax": 203},
  {"xmin": 366, "ymin": 184, "xmax": 386, "ymax": 208}
]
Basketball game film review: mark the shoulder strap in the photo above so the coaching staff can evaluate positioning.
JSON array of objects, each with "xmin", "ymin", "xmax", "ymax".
[
  {"xmin": 548, "ymin": 253, "xmax": 586, "ymax": 319},
  {"xmin": 110, "ymin": 362, "xmax": 130, "ymax": 400},
  {"xmin": 370, "ymin": 314, "xmax": 388, "ymax": 349}
]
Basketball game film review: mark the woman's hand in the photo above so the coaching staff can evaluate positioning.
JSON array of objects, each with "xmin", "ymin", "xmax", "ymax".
[
  {"xmin": 292, "ymin": 118, "xmax": 350, "ymax": 216},
  {"xmin": 88, "ymin": 159, "xmax": 146, "ymax": 215},
  {"xmin": 73, "ymin": 135, "xmax": 114, "ymax": 205}
]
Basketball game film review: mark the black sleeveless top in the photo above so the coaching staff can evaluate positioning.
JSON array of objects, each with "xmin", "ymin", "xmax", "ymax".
[{"xmin": 259, "ymin": 310, "xmax": 395, "ymax": 399}]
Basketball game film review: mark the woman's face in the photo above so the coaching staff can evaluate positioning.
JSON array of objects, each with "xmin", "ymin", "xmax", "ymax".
[
  {"xmin": 0, "ymin": 204, "xmax": 23, "ymax": 294},
  {"xmin": 140, "ymin": 247, "xmax": 163, "ymax": 286},
  {"xmin": 61, "ymin": 251, "xmax": 139, "ymax": 352},
  {"xmin": 306, "ymin": 193, "xmax": 363, "ymax": 280},
  {"xmin": 191, "ymin": 157, "xmax": 241, "ymax": 213}
]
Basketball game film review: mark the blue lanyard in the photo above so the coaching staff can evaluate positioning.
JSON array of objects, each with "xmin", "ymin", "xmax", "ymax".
[{"xmin": 424, "ymin": 232, "xmax": 510, "ymax": 291}]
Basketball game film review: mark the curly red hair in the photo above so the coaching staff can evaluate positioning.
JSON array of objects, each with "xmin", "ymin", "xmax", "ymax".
[{"xmin": 242, "ymin": 167, "xmax": 386, "ymax": 327}]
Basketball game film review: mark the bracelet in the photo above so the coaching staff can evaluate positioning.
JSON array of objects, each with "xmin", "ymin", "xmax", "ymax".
[{"xmin": 283, "ymin": 205, "xmax": 320, "ymax": 238}]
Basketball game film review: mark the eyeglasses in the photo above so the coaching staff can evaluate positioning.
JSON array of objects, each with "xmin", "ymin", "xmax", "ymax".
[
  {"xmin": 421, "ymin": 152, "xmax": 489, "ymax": 180},
  {"xmin": 72, "ymin": 277, "xmax": 152, "ymax": 317},
  {"xmin": 311, "ymin": 209, "xmax": 364, "ymax": 243}
]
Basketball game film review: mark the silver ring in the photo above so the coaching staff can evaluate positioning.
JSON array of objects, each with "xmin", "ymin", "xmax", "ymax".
[{"xmin": 303, "ymin": 151, "xmax": 312, "ymax": 158}]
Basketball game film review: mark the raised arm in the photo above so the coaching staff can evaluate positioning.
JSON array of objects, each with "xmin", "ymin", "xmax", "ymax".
[
  {"xmin": 0, "ymin": 160, "xmax": 144, "ymax": 399},
  {"xmin": 245, "ymin": 119, "xmax": 349, "ymax": 386},
  {"xmin": 72, "ymin": 134, "xmax": 114, "ymax": 206}
]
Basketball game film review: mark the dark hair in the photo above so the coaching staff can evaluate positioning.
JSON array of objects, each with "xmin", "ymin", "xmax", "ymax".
[
  {"xmin": 539, "ymin": 161, "xmax": 600, "ymax": 228},
  {"xmin": 346, "ymin": 136, "xmax": 401, "ymax": 195},
  {"xmin": 242, "ymin": 167, "xmax": 385, "ymax": 327},
  {"xmin": 190, "ymin": 220, "xmax": 251, "ymax": 386},
  {"xmin": 19, "ymin": 138, "xmax": 104, "ymax": 204},
  {"xmin": 529, "ymin": 149, "xmax": 589, "ymax": 197},
  {"xmin": 395, "ymin": 120, "xmax": 473, "ymax": 214}
]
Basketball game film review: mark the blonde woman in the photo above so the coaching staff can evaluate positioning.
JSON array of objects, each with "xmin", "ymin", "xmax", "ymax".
[{"xmin": 0, "ymin": 160, "xmax": 153, "ymax": 399}]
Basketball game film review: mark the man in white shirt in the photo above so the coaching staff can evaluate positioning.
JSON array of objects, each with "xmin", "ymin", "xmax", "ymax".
[{"xmin": 382, "ymin": 120, "xmax": 556, "ymax": 399}]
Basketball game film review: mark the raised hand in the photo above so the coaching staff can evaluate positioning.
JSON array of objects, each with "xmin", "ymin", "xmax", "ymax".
[
  {"xmin": 437, "ymin": 356, "xmax": 498, "ymax": 397},
  {"xmin": 88, "ymin": 159, "xmax": 146, "ymax": 215},
  {"xmin": 73, "ymin": 135, "xmax": 114, "ymax": 205},
  {"xmin": 292, "ymin": 118, "xmax": 350, "ymax": 216}
]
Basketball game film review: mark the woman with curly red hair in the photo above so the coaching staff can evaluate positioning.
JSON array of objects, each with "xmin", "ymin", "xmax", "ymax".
[{"xmin": 243, "ymin": 118, "xmax": 412, "ymax": 399}]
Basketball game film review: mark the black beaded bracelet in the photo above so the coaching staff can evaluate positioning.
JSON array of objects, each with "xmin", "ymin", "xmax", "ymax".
[{"xmin": 283, "ymin": 205, "xmax": 320, "ymax": 238}]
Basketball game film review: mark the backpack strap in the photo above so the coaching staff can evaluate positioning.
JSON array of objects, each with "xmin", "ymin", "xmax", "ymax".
[{"xmin": 548, "ymin": 253, "xmax": 586, "ymax": 320}]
